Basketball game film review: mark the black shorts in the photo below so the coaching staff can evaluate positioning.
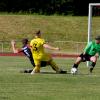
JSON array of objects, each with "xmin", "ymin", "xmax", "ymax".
[{"xmin": 79, "ymin": 53, "xmax": 93, "ymax": 62}]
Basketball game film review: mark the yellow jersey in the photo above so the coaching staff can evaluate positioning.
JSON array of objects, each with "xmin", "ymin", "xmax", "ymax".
[{"xmin": 30, "ymin": 37, "xmax": 45, "ymax": 58}]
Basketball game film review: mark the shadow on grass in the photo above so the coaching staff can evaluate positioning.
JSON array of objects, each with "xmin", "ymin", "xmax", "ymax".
[{"xmin": 20, "ymin": 69, "xmax": 67, "ymax": 74}]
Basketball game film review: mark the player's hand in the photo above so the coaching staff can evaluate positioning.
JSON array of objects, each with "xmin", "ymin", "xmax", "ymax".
[
  {"xmin": 11, "ymin": 40, "xmax": 16, "ymax": 46},
  {"xmin": 95, "ymin": 53, "xmax": 99, "ymax": 58}
]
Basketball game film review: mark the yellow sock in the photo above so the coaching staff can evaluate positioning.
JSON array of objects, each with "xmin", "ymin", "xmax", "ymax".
[
  {"xmin": 49, "ymin": 60, "xmax": 61, "ymax": 72},
  {"xmin": 33, "ymin": 65, "xmax": 40, "ymax": 73}
]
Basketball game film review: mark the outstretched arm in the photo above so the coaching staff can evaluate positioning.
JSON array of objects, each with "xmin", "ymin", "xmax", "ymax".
[
  {"xmin": 11, "ymin": 40, "xmax": 22, "ymax": 53},
  {"xmin": 43, "ymin": 43, "xmax": 60, "ymax": 50}
]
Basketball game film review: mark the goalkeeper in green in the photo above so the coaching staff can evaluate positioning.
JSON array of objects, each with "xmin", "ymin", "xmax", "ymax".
[{"xmin": 72, "ymin": 36, "xmax": 100, "ymax": 73}]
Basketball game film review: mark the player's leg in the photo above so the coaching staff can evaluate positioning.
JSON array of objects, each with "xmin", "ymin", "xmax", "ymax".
[
  {"xmin": 31, "ymin": 65, "xmax": 40, "ymax": 74},
  {"xmin": 71, "ymin": 53, "xmax": 87, "ymax": 74},
  {"xmin": 22, "ymin": 61, "xmax": 48, "ymax": 73},
  {"xmin": 72, "ymin": 53, "xmax": 84, "ymax": 69},
  {"xmin": 42, "ymin": 53, "xmax": 66, "ymax": 73},
  {"xmin": 48, "ymin": 59, "xmax": 66, "ymax": 73},
  {"xmin": 31, "ymin": 59, "xmax": 41, "ymax": 74},
  {"xmin": 72, "ymin": 57, "xmax": 81, "ymax": 68},
  {"xmin": 29, "ymin": 57, "xmax": 35, "ymax": 67},
  {"xmin": 22, "ymin": 57, "xmax": 35, "ymax": 73},
  {"xmin": 29, "ymin": 57, "xmax": 48, "ymax": 67},
  {"xmin": 48, "ymin": 59, "xmax": 60, "ymax": 71},
  {"xmin": 89, "ymin": 56, "xmax": 97, "ymax": 73},
  {"xmin": 41, "ymin": 61, "xmax": 48, "ymax": 67}
]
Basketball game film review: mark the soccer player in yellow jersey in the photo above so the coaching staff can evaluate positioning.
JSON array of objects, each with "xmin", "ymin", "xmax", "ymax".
[{"xmin": 30, "ymin": 30, "xmax": 66, "ymax": 74}]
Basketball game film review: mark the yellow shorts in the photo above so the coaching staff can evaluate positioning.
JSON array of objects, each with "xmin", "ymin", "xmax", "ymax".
[{"xmin": 33, "ymin": 53, "xmax": 52, "ymax": 66}]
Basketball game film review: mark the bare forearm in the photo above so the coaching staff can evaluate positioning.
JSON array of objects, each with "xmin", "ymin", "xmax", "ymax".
[
  {"xmin": 43, "ymin": 44, "xmax": 60, "ymax": 50},
  {"xmin": 12, "ymin": 45, "xmax": 19, "ymax": 53},
  {"xmin": 11, "ymin": 40, "xmax": 19, "ymax": 53}
]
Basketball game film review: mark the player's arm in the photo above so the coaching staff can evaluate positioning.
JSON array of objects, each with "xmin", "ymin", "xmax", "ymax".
[
  {"xmin": 95, "ymin": 53, "xmax": 99, "ymax": 58},
  {"xmin": 11, "ymin": 40, "xmax": 23, "ymax": 53},
  {"xmin": 83, "ymin": 42, "xmax": 92, "ymax": 54},
  {"xmin": 43, "ymin": 43, "xmax": 60, "ymax": 50}
]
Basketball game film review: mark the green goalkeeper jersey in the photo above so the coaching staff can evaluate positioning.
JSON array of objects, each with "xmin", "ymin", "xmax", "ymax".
[{"xmin": 84, "ymin": 41, "xmax": 100, "ymax": 56}]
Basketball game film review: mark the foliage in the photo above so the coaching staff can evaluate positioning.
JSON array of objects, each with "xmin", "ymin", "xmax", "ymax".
[
  {"xmin": 0, "ymin": 0, "xmax": 99, "ymax": 15},
  {"xmin": 0, "ymin": 0, "xmax": 73, "ymax": 15}
]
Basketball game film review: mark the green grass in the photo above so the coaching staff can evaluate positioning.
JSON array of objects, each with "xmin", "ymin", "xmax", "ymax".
[
  {"xmin": 0, "ymin": 56, "xmax": 100, "ymax": 100},
  {"xmin": 0, "ymin": 15, "xmax": 100, "ymax": 42},
  {"xmin": 1, "ymin": 15, "xmax": 100, "ymax": 53}
]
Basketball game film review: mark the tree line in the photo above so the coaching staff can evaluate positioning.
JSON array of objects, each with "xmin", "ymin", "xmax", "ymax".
[{"xmin": 0, "ymin": 0, "xmax": 99, "ymax": 15}]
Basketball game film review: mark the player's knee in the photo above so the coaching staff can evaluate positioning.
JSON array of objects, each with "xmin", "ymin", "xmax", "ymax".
[
  {"xmin": 79, "ymin": 53, "xmax": 86, "ymax": 62},
  {"xmin": 90, "ymin": 56, "xmax": 97, "ymax": 62},
  {"xmin": 76, "ymin": 56, "xmax": 82, "ymax": 63},
  {"xmin": 79, "ymin": 53, "xmax": 84, "ymax": 58}
]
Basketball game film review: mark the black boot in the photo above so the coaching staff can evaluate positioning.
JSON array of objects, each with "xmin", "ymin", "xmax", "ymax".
[
  {"xmin": 89, "ymin": 62, "xmax": 96, "ymax": 73},
  {"xmin": 90, "ymin": 67, "xmax": 93, "ymax": 73}
]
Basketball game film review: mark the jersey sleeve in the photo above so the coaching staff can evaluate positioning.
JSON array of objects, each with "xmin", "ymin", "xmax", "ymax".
[
  {"xmin": 42, "ymin": 39, "xmax": 45, "ymax": 44},
  {"xmin": 84, "ymin": 41, "xmax": 92, "ymax": 53}
]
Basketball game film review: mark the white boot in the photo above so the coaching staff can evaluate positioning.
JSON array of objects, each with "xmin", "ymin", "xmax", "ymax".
[{"xmin": 31, "ymin": 70, "xmax": 35, "ymax": 75}]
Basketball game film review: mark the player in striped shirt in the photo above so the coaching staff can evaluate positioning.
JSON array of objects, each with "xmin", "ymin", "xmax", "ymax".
[{"xmin": 11, "ymin": 39, "xmax": 48, "ymax": 73}]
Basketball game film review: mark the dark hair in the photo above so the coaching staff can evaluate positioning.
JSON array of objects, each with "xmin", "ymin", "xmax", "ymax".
[
  {"xmin": 35, "ymin": 30, "xmax": 41, "ymax": 35},
  {"xmin": 95, "ymin": 36, "xmax": 100, "ymax": 40},
  {"xmin": 22, "ymin": 38, "xmax": 28, "ymax": 45}
]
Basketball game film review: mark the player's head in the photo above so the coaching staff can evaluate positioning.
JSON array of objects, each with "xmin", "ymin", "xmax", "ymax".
[
  {"xmin": 95, "ymin": 35, "xmax": 100, "ymax": 44},
  {"xmin": 35, "ymin": 30, "xmax": 41, "ymax": 38},
  {"xmin": 22, "ymin": 38, "xmax": 29, "ymax": 45}
]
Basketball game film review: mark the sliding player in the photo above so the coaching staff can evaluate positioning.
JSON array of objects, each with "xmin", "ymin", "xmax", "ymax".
[
  {"xmin": 30, "ymin": 30, "xmax": 66, "ymax": 74},
  {"xmin": 11, "ymin": 38, "xmax": 66, "ymax": 74},
  {"xmin": 71, "ymin": 36, "xmax": 100, "ymax": 74},
  {"xmin": 11, "ymin": 39, "xmax": 48, "ymax": 73}
]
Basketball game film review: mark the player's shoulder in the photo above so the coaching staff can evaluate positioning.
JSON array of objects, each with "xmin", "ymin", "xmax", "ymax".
[
  {"xmin": 91, "ymin": 40, "xmax": 97, "ymax": 45},
  {"xmin": 30, "ymin": 38, "xmax": 37, "ymax": 43},
  {"xmin": 38, "ymin": 38, "xmax": 45, "ymax": 43},
  {"xmin": 30, "ymin": 38, "xmax": 45, "ymax": 44},
  {"xmin": 88, "ymin": 41, "xmax": 94, "ymax": 45}
]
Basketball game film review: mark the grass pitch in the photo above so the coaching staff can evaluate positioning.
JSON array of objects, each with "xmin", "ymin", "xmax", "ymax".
[{"xmin": 0, "ymin": 56, "xmax": 100, "ymax": 100}]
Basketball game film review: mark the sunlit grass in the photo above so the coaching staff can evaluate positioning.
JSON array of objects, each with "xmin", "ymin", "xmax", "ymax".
[{"xmin": 0, "ymin": 56, "xmax": 100, "ymax": 100}]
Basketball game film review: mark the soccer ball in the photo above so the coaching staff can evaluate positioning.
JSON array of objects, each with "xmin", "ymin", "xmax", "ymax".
[{"xmin": 71, "ymin": 68, "xmax": 78, "ymax": 74}]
